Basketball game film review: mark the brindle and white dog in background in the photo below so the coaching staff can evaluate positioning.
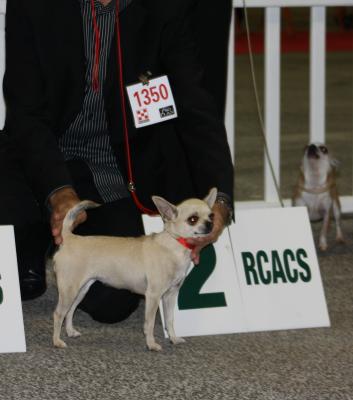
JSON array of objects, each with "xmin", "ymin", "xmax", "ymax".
[{"xmin": 293, "ymin": 143, "xmax": 344, "ymax": 251}]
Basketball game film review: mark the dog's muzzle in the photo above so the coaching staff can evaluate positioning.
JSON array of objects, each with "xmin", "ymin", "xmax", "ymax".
[{"xmin": 307, "ymin": 144, "xmax": 320, "ymax": 159}]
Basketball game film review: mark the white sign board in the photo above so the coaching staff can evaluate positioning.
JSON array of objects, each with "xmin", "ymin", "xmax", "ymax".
[
  {"xmin": 230, "ymin": 207, "xmax": 330, "ymax": 332},
  {"xmin": 0, "ymin": 226, "xmax": 26, "ymax": 353},
  {"xmin": 143, "ymin": 207, "xmax": 330, "ymax": 338},
  {"xmin": 144, "ymin": 215, "xmax": 247, "ymax": 337}
]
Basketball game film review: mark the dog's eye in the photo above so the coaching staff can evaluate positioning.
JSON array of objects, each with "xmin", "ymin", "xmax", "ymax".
[
  {"xmin": 209, "ymin": 213, "xmax": 215, "ymax": 221},
  {"xmin": 187, "ymin": 215, "xmax": 199, "ymax": 226},
  {"xmin": 319, "ymin": 146, "xmax": 328, "ymax": 154}
]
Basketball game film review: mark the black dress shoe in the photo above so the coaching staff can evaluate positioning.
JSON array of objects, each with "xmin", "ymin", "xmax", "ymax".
[{"xmin": 19, "ymin": 269, "xmax": 46, "ymax": 301}]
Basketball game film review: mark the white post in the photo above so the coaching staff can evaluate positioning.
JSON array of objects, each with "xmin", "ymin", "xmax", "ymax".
[
  {"xmin": 225, "ymin": 9, "xmax": 235, "ymax": 163},
  {"xmin": 264, "ymin": 7, "xmax": 281, "ymax": 202},
  {"xmin": 310, "ymin": 6, "xmax": 326, "ymax": 144}
]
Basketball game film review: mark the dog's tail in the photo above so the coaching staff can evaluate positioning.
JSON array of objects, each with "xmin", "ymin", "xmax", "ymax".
[{"xmin": 62, "ymin": 200, "xmax": 101, "ymax": 237}]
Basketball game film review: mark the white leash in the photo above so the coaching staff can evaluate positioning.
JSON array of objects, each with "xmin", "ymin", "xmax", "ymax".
[{"xmin": 241, "ymin": 0, "xmax": 285, "ymax": 208}]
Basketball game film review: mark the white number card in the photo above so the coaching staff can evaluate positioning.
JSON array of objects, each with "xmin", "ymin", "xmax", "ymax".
[
  {"xmin": 0, "ymin": 226, "xmax": 26, "ymax": 353},
  {"xmin": 126, "ymin": 75, "xmax": 178, "ymax": 128}
]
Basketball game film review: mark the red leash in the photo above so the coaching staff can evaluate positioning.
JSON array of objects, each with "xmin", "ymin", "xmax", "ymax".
[
  {"xmin": 115, "ymin": 0, "xmax": 157, "ymax": 215},
  {"xmin": 90, "ymin": 0, "xmax": 101, "ymax": 92},
  {"xmin": 89, "ymin": 0, "xmax": 157, "ymax": 214}
]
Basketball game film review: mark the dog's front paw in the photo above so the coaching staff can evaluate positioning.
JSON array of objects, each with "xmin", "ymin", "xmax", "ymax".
[
  {"xmin": 319, "ymin": 244, "xmax": 328, "ymax": 252},
  {"xmin": 53, "ymin": 338, "xmax": 68, "ymax": 349},
  {"xmin": 319, "ymin": 239, "xmax": 328, "ymax": 251},
  {"xmin": 170, "ymin": 336, "xmax": 186, "ymax": 345},
  {"xmin": 147, "ymin": 341, "xmax": 162, "ymax": 352}
]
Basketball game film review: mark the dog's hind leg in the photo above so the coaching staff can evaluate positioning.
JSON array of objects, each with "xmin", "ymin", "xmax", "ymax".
[
  {"xmin": 162, "ymin": 285, "xmax": 185, "ymax": 345},
  {"xmin": 65, "ymin": 279, "xmax": 95, "ymax": 338},
  {"xmin": 53, "ymin": 287, "xmax": 79, "ymax": 348},
  {"xmin": 333, "ymin": 200, "xmax": 344, "ymax": 243},
  {"xmin": 144, "ymin": 289, "xmax": 163, "ymax": 351}
]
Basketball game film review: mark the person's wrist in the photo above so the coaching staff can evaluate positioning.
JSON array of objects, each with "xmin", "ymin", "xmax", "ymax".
[
  {"xmin": 212, "ymin": 202, "xmax": 229, "ymax": 229},
  {"xmin": 214, "ymin": 193, "xmax": 233, "ymax": 226}
]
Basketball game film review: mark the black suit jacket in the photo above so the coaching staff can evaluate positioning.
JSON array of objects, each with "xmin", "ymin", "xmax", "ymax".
[{"xmin": 3, "ymin": 0, "xmax": 234, "ymax": 208}]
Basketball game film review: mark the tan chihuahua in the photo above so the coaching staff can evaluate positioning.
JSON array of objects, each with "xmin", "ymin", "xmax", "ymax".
[
  {"xmin": 52, "ymin": 188, "xmax": 217, "ymax": 351},
  {"xmin": 293, "ymin": 143, "xmax": 344, "ymax": 251}
]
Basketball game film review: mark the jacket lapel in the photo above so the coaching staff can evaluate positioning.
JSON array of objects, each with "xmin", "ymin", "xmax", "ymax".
[
  {"xmin": 105, "ymin": 0, "xmax": 148, "ymax": 91},
  {"xmin": 104, "ymin": 0, "xmax": 149, "ymax": 144}
]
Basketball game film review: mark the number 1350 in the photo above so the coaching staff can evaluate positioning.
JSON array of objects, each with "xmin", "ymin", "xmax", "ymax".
[{"xmin": 133, "ymin": 84, "xmax": 169, "ymax": 107}]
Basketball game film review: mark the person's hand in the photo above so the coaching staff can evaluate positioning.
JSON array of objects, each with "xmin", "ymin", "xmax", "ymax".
[
  {"xmin": 49, "ymin": 187, "xmax": 87, "ymax": 245},
  {"xmin": 186, "ymin": 202, "xmax": 230, "ymax": 265}
]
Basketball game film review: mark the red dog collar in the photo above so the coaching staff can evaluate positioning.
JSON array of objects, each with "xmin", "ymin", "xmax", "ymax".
[{"xmin": 177, "ymin": 237, "xmax": 196, "ymax": 251}]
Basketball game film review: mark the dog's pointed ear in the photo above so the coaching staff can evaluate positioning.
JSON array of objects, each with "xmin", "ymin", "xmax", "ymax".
[
  {"xmin": 152, "ymin": 196, "xmax": 178, "ymax": 221},
  {"xmin": 204, "ymin": 187, "xmax": 218, "ymax": 209}
]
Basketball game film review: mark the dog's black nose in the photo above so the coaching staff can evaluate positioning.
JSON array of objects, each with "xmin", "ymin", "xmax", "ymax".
[
  {"xmin": 205, "ymin": 221, "xmax": 213, "ymax": 234},
  {"xmin": 307, "ymin": 144, "xmax": 319, "ymax": 158}
]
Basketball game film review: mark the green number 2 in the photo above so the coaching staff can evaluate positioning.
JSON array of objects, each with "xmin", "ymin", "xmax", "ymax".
[{"xmin": 178, "ymin": 244, "xmax": 227, "ymax": 310}]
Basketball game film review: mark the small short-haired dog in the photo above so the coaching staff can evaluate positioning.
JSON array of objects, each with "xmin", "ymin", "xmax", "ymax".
[
  {"xmin": 293, "ymin": 143, "xmax": 344, "ymax": 251},
  {"xmin": 52, "ymin": 188, "xmax": 217, "ymax": 351}
]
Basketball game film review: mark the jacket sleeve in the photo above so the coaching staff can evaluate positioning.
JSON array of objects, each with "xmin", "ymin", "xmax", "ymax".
[
  {"xmin": 159, "ymin": 11, "xmax": 234, "ymax": 202},
  {"xmin": 3, "ymin": 0, "xmax": 73, "ymax": 204}
]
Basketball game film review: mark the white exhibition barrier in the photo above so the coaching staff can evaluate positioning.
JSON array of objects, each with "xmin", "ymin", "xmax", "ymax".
[{"xmin": 226, "ymin": 0, "xmax": 353, "ymax": 213}]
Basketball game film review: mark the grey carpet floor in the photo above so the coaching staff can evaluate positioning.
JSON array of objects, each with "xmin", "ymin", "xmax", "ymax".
[{"xmin": 0, "ymin": 217, "xmax": 352, "ymax": 400}]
